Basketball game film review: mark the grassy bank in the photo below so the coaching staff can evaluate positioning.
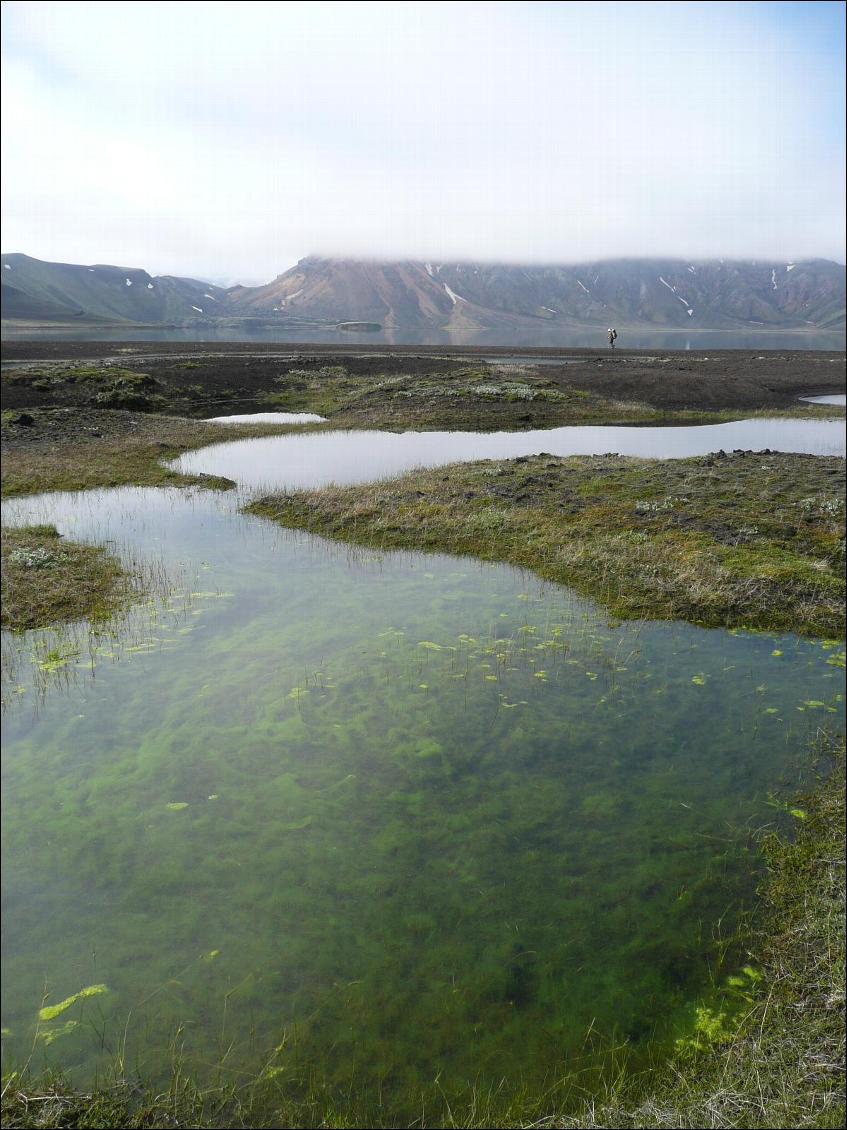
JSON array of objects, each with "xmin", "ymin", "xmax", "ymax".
[
  {"xmin": 1, "ymin": 524, "xmax": 133, "ymax": 631},
  {"xmin": 250, "ymin": 450, "xmax": 846, "ymax": 638},
  {"xmin": 0, "ymin": 408, "xmax": 318, "ymax": 497},
  {"xmin": 2, "ymin": 742, "xmax": 843, "ymax": 1129}
]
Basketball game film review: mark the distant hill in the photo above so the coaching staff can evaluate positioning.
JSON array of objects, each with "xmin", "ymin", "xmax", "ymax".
[
  {"xmin": 3, "ymin": 252, "xmax": 845, "ymax": 333},
  {"xmin": 1, "ymin": 253, "xmax": 229, "ymax": 325}
]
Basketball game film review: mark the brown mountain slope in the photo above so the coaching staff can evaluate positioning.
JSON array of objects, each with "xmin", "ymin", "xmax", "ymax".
[
  {"xmin": 224, "ymin": 256, "xmax": 846, "ymax": 332},
  {"xmin": 4, "ymin": 252, "xmax": 844, "ymax": 332}
]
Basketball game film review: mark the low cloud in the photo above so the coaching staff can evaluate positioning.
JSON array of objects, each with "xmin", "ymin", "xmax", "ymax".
[{"xmin": 2, "ymin": 1, "xmax": 844, "ymax": 281}]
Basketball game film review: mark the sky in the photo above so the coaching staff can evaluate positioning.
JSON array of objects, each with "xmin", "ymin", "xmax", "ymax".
[{"xmin": 2, "ymin": 1, "xmax": 845, "ymax": 283}]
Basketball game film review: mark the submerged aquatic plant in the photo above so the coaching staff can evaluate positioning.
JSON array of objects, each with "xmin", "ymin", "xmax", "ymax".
[
  {"xmin": 33, "ymin": 985, "xmax": 110, "ymax": 1047},
  {"xmin": 38, "ymin": 985, "xmax": 109, "ymax": 1023}
]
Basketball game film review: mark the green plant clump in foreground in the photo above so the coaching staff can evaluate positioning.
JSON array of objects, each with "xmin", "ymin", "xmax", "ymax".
[
  {"xmin": 1, "ymin": 525, "xmax": 133, "ymax": 631},
  {"xmin": 2, "ymin": 744, "xmax": 842, "ymax": 1129},
  {"xmin": 250, "ymin": 451, "xmax": 846, "ymax": 638}
]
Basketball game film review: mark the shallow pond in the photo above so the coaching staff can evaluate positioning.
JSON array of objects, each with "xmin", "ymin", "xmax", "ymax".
[
  {"xmin": 2, "ymin": 493, "xmax": 843, "ymax": 1100},
  {"xmin": 1, "ymin": 425, "xmax": 844, "ymax": 1112},
  {"xmin": 175, "ymin": 417, "xmax": 845, "ymax": 492}
]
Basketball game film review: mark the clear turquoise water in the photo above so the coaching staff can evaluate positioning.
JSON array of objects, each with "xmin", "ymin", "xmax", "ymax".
[{"xmin": 1, "ymin": 473, "xmax": 844, "ymax": 1106}]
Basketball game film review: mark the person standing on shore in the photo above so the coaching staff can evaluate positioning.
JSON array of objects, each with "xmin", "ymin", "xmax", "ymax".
[{"xmin": 608, "ymin": 327, "xmax": 618, "ymax": 349}]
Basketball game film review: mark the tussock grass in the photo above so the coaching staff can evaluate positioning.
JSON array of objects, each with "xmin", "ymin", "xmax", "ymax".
[
  {"xmin": 250, "ymin": 451, "xmax": 846, "ymax": 638},
  {"xmin": 1, "ymin": 525, "xmax": 133, "ymax": 631}
]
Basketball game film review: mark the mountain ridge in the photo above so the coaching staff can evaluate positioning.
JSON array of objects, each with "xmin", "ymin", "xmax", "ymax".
[{"xmin": 3, "ymin": 252, "xmax": 845, "ymax": 333}]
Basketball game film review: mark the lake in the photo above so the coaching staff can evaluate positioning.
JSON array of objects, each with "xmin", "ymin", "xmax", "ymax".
[{"xmin": 2, "ymin": 324, "xmax": 844, "ymax": 350}]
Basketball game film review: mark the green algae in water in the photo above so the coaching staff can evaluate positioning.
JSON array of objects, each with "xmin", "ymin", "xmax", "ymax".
[
  {"xmin": 39, "ymin": 985, "xmax": 109, "ymax": 1022},
  {"xmin": 38, "ymin": 1019, "xmax": 80, "ymax": 1046},
  {"xmin": 1, "ymin": 486, "xmax": 844, "ymax": 1108}
]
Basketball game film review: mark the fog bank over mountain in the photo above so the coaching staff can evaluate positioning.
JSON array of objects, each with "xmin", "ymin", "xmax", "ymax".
[{"xmin": 2, "ymin": 2, "xmax": 844, "ymax": 280}]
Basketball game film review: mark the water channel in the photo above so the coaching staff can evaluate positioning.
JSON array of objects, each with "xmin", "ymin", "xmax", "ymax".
[{"xmin": 179, "ymin": 417, "xmax": 845, "ymax": 492}]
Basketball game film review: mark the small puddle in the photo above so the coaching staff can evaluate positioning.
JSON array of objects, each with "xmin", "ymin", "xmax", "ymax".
[
  {"xmin": 205, "ymin": 411, "xmax": 326, "ymax": 424},
  {"xmin": 799, "ymin": 393, "xmax": 846, "ymax": 406}
]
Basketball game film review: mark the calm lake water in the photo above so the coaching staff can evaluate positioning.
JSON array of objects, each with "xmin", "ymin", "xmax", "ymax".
[
  {"xmin": 178, "ymin": 417, "xmax": 846, "ymax": 492},
  {"xmin": 1, "ymin": 419, "xmax": 844, "ymax": 1113},
  {"xmin": 2, "ymin": 325, "xmax": 844, "ymax": 350}
]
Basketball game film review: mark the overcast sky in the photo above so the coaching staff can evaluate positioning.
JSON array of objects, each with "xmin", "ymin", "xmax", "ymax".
[{"xmin": 2, "ymin": 1, "xmax": 845, "ymax": 283}]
